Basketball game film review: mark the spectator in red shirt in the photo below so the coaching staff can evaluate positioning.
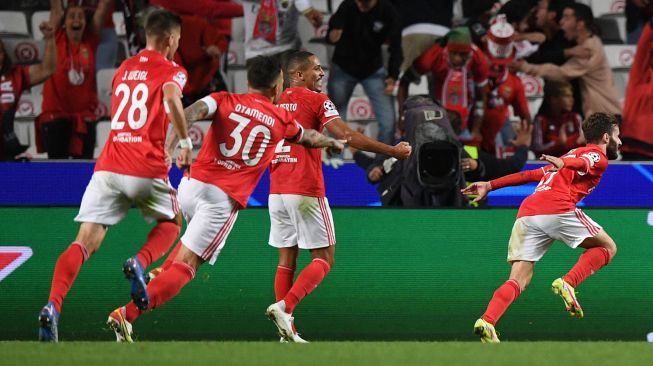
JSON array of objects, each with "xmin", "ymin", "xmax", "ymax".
[
  {"xmin": 0, "ymin": 22, "xmax": 56, "ymax": 161},
  {"xmin": 36, "ymin": 0, "xmax": 112, "ymax": 159},
  {"xmin": 532, "ymin": 79, "xmax": 584, "ymax": 156},
  {"xmin": 173, "ymin": 15, "xmax": 229, "ymax": 104},
  {"xmin": 481, "ymin": 15, "xmax": 531, "ymax": 154},
  {"xmin": 398, "ymin": 27, "xmax": 489, "ymax": 140}
]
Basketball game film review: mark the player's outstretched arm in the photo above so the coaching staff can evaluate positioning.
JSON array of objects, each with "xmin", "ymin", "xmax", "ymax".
[
  {"xmin": 461, "ymin": 181, "xmax": 491, "ymax": 204},
  {"xmin": 294, "ymin": 128, "xmax": 345, "ymax": 156},
  {"xmin": 326, "ymin": 118, "xmax": 411, "ymax": 159},
  {"xmin": 484, "ymin": 167, "xmax": 546, "ymax": 191}
]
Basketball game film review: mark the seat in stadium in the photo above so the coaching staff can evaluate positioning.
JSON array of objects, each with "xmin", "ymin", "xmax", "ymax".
[
  {"xmin": 407, "ymin": 75, "xmax": 429, "ymax": 96},
  {"xmin": 0, "ymin": 11, "xmax": 29, "ymax": 36},
  {"xmin": 15, "ymin": 92, "xmax": 43, "ymax": 121},
  {"xmin": 590, "ymin": 0, "xmax": 624, "ymax": 18},
  {"xmin": 231, "ymin": 16, "xmax": 244, "ymax": 43},
  {"xmin": 612, "ymin": 68, "xmax": 630, "ymax": 101},
  {"xmin": 113, "ymin": 11, "xmax": 126, "ymax": 37},
  {"xmin": 2, "ymin": 37, "xmax": 44, "ymax": 64},
  {"xmin": 603, "ymin": 44, "xmax": 636, "ymax": 69},
  {"xmin": 30, "ymin": 11, "xmax": 50, "ymax": 40},
  {"xmin": 595, "ymin": 17, "xmax": 623, "ymax": 44},
  {"xmin": 227, "ymin": 41, "xmax": 245, "ymax": 67},
  {"xmin": 96, "ymin": 68, "xmax": 117, "ymax": 119},
  {"xmin": 230, "ymin": 68, "xmax": 248, "ymax": 94}
]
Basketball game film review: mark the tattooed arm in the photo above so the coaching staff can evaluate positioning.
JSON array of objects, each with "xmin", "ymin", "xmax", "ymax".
[
  {"xmin": 165, "ymin": 97, "xmax": 214, "ymax": 155},
  {"xmin": 293, "ymin": 128, "xmax": 345, "ymax": 155}
]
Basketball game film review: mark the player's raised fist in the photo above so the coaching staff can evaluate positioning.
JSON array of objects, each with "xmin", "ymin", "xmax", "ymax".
[
  {"xmin": 392, "ymin": 141, "xmax": 412, "ymax": 159},
  {"xmin": 39, "ymin": 21, "xmax": 55, "ymax": 39},
  {"xmin": 326, "ymin": 139, "xmax": 346, "ymax": 156}
]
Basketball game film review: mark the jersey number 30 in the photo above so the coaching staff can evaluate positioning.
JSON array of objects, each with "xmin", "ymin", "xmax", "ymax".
[
  {"xmin": 111, "ymin": 82, "xmax": 149, "ymax": 130},
  {"xmin": 220, "ymin": 112, "xmax": 271, "ymax": 166}
]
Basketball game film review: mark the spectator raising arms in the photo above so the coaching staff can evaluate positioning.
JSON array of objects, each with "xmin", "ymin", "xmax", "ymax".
[
  {"xmin": 36, "ymin": 0, "xmax": 113, "ymax": 159},
  {"xmin": 0, "ymin": 22, "xmax": 56, "ymax": 161},
  {"xmin": 515, "ymin": 3, "xmax": 621, "ymax": 118}
]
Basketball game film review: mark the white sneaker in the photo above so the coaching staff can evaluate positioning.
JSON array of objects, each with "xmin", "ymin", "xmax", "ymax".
[
  {"xmin": 292, "ymin": 332, "xmax": 309, "ymax": 343},
  {"xmin": 266, "ymin": 301, "xmax": 296, "ymax": 342}
]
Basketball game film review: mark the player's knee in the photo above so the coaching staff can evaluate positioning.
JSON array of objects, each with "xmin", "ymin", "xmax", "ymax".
[{"xmin": 606, "ymin": 242, "xmax": 617, "ymax": 260}]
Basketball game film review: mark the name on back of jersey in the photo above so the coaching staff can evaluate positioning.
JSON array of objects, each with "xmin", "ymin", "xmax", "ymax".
[
  {"xmin": 278, "ymin": 103, "xmax": 297, "ymax": 112},
  {"xmin": 120, "ymin": 70, "xmax": 148, "ymax": 81},
  {"xmin": 235, "ymin": 103, "xmax": 275, "ymax": 127}
]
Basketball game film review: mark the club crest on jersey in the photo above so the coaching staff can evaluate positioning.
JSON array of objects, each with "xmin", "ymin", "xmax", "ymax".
[
  {"xmin": 323, "ymin": 100, "xmax": 338, "ymax": 117},
  {"xmin": 173, "ymin": 72, "xmax": 187, "ymax": 88}
]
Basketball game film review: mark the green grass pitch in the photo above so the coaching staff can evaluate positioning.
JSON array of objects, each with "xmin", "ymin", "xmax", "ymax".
[{"xmin": 3, "ymin": 341, "xmax": 653, "ymax": 366}]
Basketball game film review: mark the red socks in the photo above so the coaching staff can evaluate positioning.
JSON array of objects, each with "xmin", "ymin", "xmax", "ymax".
[
  {"xmin": 136, "ymin": 221, "xmax": 180, "ymax": 268},
  {"xmin": 282, "ymin": 258, "xmax": 330, "ymax": 313},
  {"xmin": 48, "ymin": 242, "xmax": 89, "ymax": 313},
  {"xmin": 563, "ymin": 247, "xmax": 611, "ymax": 288},
  {"xmin": 125, "ymin": 261, "xmax": 195, "ymax": 323},
  {"xmin": 274, "ymin": 265, "xmax": 295, "ymax": 302},
  {"xmin": 482, "ymin": 279, "xmax": 522, "ymax": 326}
]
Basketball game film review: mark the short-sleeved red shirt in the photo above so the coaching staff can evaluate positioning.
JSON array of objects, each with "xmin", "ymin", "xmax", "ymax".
[
  {"xmin": 270, "ymin": 87, "xmax": 340, "ymax": 197},
  {"xmin": 190, "ymin": 92, "xmax": 303, "ymax": 207},
  {"xmin": 95, "ymin": 50, "xmax": 188, "ymax": 179},
  {"xmin": 518, "ymin": 145, "xmax": 608, "ymax": 218}
]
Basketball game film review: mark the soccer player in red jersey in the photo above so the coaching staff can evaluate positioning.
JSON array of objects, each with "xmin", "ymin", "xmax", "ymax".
[
  {"xmin": 264, "ymin": 50, "xmax": 411, "ymax": 342},
  {"xmin": 462, "ymin": 112, "xmax": 621, "ymax": 342},
  {"xmin": 106, "ymin": 55, "xmax": 345, "ymax": 343},
  {"xmin": 38, "ymin": 9, "xmax": 193, "ymax": 342}
]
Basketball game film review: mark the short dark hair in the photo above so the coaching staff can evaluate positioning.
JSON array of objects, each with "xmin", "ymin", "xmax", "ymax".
[
  {"xmin": 543, "ymin": 79, "xmax": 572, "ymax": 98},
  {"xmin": 548, "ymin": 0, "xmax": 574, "ymax": 23},
  {"xmin": 247, "ymin": 55, "xmax": 282, "ymax": 89},
  {"xmin": 500, "ymin": 0, "xmax": 535, "ymax": 25},
  {"xmin": 285, "ymin": 50, "xmax": 315, "ymax": 73},
  {"xmin": 582, "ymin": 113, "xmax": 618, "ymax": 143},
  {"xmin": 566, "ymin": 3, "xmax": 597, "ymax": 34},
  {"xmin": 145, "ymin": 9, "xmax": 181, "ymax": 38}
]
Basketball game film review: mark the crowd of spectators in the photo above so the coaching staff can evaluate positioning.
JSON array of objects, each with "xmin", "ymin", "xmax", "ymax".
[{"xmin": 0, "ymin": 0, "xmax": 651, "ymax": 202}]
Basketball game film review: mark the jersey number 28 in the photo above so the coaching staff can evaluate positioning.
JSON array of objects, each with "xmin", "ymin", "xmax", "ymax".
[{"xmin": 111, "ymin": 82, "xmax": 149, "ymax": 130}]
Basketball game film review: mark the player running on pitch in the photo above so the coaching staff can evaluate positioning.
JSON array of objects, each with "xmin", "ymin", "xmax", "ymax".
[
  {"xmin": 106, "ymin": 54, "xmax": 345, "ymax": 342},
  {"xmin": 38, "ymin": 9, "xmax": 192, "ymax": 342},
  {"xmin": 265, "ymin": 50, "xmax": 411, "ymax": 342},
  {"xmin": 462, "ymin": 112, "xmax": 621, "ymax": 343}
]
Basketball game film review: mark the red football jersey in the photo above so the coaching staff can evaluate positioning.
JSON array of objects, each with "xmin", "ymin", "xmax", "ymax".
[
  {"xmin": 270, "ymin": 87, "xmax": 340, "ymax": 197},
  {"xmin": 95, "ymin": 49, "xmax": 188, "ymax": 179},
  {"xmin": 518, "ymin": 144, "xmax": 608, "ymax": 218},
  {"xmin": 191, "ymin": 92, "xmax": 303, "ymax": 208},
  {"xmin": 42, "ymin": 29, "xmax": 99, "ymax": 116}
]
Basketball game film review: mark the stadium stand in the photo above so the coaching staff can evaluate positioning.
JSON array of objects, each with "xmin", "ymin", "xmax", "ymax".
[
  {"xmin": 30, "ymin": 11, "xmax": 49, "ymax": 40},
  {"xmin": 0, "ymin": 11, "xmax": 29, "ymax": 35}
]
